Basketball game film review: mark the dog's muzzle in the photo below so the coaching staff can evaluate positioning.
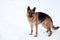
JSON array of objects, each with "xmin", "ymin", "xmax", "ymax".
[{"xmin": 28, "ymin": 14, "xmax": 33, "ymax": 18}]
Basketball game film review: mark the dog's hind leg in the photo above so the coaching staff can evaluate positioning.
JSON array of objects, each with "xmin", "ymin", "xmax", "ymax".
[{"xmin": 44, "ymin": 18, "xmax": 52, "ymax": 36}]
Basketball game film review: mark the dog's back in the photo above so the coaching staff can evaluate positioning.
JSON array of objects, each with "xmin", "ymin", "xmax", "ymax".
[{"xmin": 36, "ymin": 12, "xmax": 52, "ymax": 23}]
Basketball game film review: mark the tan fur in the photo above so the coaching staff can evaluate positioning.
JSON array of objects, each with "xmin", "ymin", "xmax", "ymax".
[{"xmin": 43, "ymin": 18, "xmax": 52, "ymax": 36}]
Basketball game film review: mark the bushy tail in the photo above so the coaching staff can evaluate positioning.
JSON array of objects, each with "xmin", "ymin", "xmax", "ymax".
[{"xmin": 52, "ymin": 25, "xmax": 59, "ymax": 30}]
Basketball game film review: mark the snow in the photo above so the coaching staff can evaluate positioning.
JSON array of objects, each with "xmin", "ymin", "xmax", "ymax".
[{"xmin": 0, "ymin": 0, "xmax": 60, "ymax": 40}]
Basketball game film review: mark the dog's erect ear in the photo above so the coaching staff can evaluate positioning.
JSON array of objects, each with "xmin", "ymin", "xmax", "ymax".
[
  {"xmin": 27, "ymin": 6, "xmax": 30, "ymax": 11},
  {"xmin": 32, "ymin": 7, "xmax": 36, "ymax": 11}
]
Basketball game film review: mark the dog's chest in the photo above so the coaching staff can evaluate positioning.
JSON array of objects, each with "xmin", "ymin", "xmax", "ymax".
[{"xmin": 30, "ymin": 22, "xmax": 36, "ymax": 25}]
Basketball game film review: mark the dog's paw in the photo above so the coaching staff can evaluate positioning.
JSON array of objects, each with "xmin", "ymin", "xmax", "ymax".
[
  {"xmin": 34, "ymin": 35, "xmax": 38, "ymax": 37},
  {"xmin": 29, "ymin": 33, "xmax": 32, "ymax": 35}
]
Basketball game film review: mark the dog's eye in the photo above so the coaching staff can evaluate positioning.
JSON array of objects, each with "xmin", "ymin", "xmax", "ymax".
[
  {"xmin": 29, "ymin": 12, "xmax": 33, "ymax": 14},
  {"xmin": 31, "ymin": 13, "xmax": 33, "ymax": 14},
  {"xmin": 29, "ymin": 12, "xmax": 30, "ymax": 14}
]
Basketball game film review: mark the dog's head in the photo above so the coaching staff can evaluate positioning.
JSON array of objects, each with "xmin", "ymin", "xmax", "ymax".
[{"xmin": 27, "ymin": 6, "xmax": 36, "ymax": 18}]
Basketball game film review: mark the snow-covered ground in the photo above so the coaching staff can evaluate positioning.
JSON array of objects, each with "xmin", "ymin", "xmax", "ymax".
[{"xmin": 0, "ymin": 0, "xmax": 60, "ymax": 40}]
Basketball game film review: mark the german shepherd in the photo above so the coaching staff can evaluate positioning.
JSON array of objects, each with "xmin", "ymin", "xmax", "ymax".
[{"xmin": 26, "ymin": 6, "xmax": 59, "ymax": 37}]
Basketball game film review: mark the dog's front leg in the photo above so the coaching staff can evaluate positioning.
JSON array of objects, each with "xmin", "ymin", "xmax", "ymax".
[
  {"xmin": 34, "ymin": 19, "xmax": 38, "ymax": 37},
  {"xmin": 29, "ymin": 24, "xmax": 33, "ymax": 35},
  {"xmin": 34, "ymin": 24, "xmax": 38, "ymax": 37}
]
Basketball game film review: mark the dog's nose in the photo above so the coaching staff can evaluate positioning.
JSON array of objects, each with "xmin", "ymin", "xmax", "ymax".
[{"xmin": 29, "ymin": 14, "xmax": 33, "ymax": 18}]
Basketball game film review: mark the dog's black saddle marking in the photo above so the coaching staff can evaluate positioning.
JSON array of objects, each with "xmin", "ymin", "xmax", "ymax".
[{"xmin": 38, "ymin": 12, "xmax": 51, "ymax": 22}]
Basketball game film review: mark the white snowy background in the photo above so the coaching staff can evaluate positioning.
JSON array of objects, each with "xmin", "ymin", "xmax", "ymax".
[{"xmin": 0, "ymin": 0, "xmax": 60, "ymax": 40}]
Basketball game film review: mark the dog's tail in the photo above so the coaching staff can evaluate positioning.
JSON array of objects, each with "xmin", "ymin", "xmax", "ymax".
[
  {"xmin": 52, "ymin": 25, "xmax": 59, "ymax": 30},
  {"xmin": 51, "ymin": 22, "xmax": 59, "ymax": 30}
]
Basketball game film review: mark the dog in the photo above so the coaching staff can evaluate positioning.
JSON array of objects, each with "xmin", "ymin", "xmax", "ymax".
[{"xmin": 26, "ymin": 6, "xmax": 59, "ymax": 37}]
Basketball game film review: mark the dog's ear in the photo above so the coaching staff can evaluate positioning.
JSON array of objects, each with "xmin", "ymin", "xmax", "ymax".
[
  {"xmin": 27, "ymin": 6, "xmax": 30, "ymax": 11},
  {"xmin": 32, "ymin": 7, "xmax": 36, "ymax": 11}
]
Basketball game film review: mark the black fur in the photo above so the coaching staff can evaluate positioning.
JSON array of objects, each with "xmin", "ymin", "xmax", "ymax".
[
  {"xmin": 28, "ymin": 12, "xmax": 33, "ymax": 18},
  {"xmin": 27, "ymin": 6, "xmax": 30, "ymax": 11},
  {"xmin": 28, "ymin": 13, "xmax": 33, "ymax": 18},
  {"xmin": 38, "ymin": 12, "xmax": 52, "ymax": 22}
]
